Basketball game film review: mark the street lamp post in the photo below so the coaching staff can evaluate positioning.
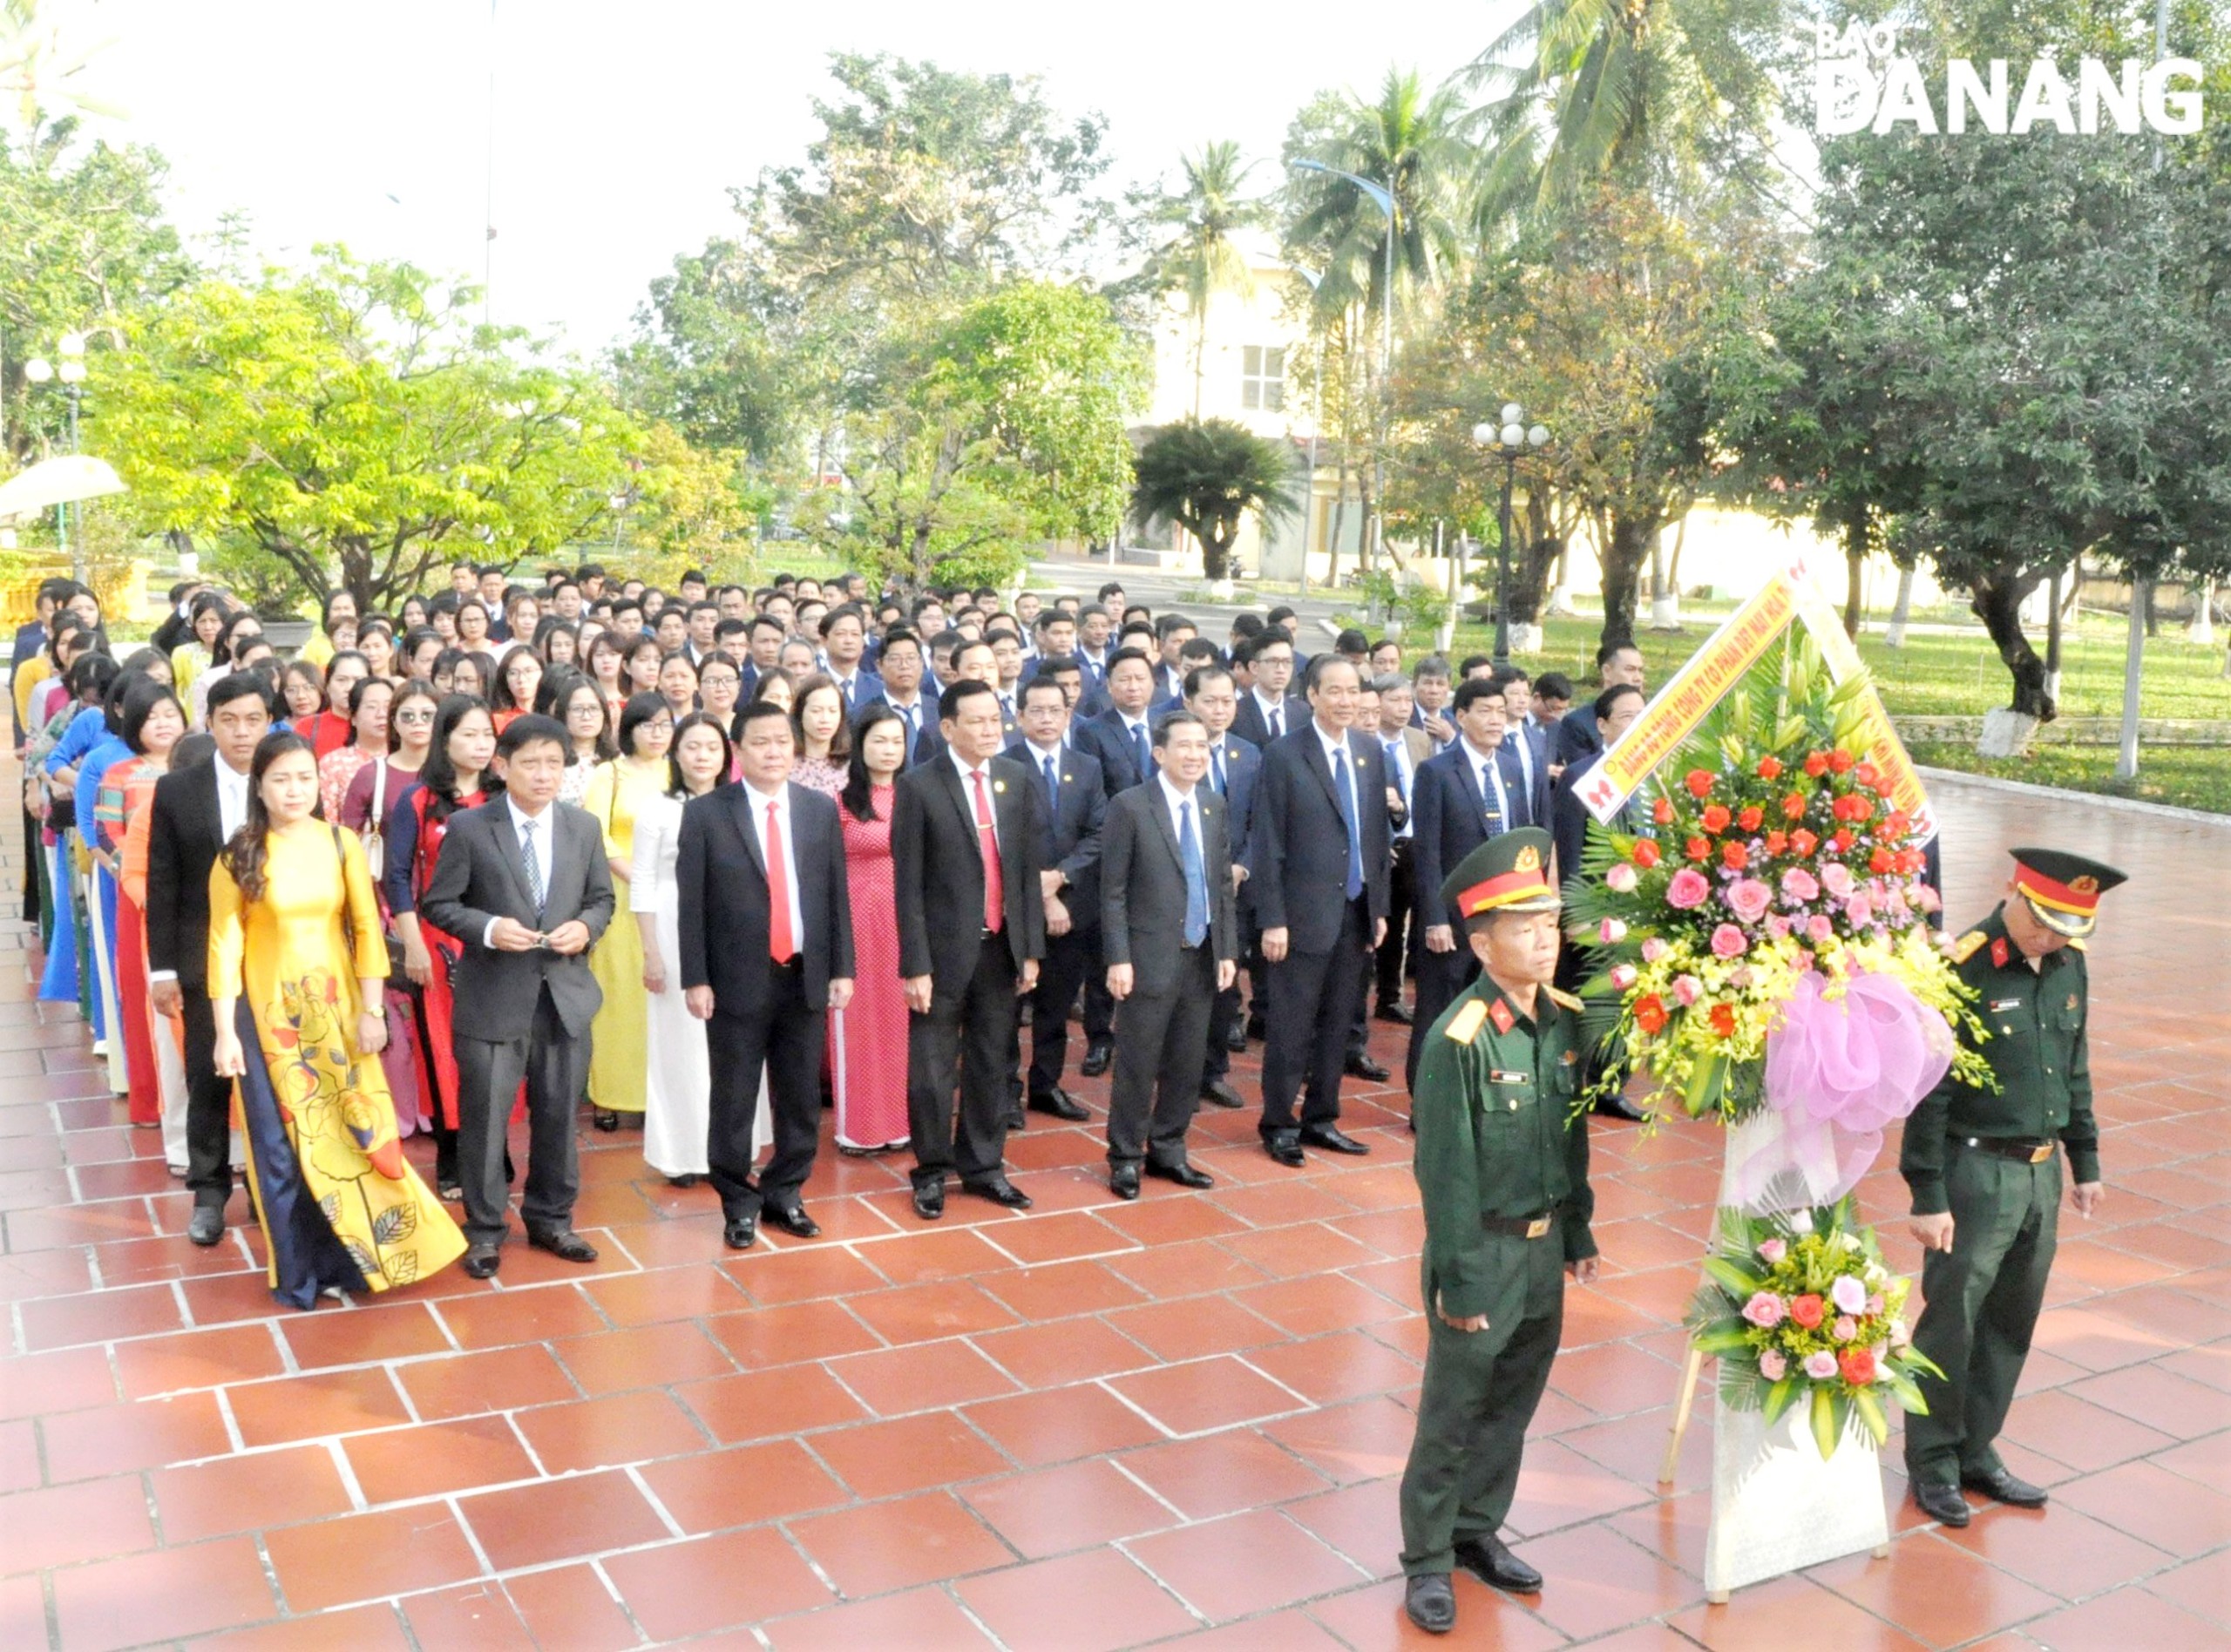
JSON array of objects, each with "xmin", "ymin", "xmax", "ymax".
[
  {"xmin": 1290, "ymin": 159, "xmax": 1395, "ymax": 577},
  {"xmin": 1472, "ymin": 405, "xmax": 1550, "ymax": 664},
  {"xmin": 24, "ymin": 332, "xmax": 89, "ymax": 580}
]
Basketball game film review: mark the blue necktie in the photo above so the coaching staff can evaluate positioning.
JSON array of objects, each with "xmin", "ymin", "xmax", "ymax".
[
  {"xmin": 1130, "ymin": 722, "xmax": 1149, "ymax": 782},
  {"xmin": 1210, "ymin": 746, "xmax": 1226, "ymax": 796},
  {"xmin": 1384, "ymin": 740, "xmax": 1407, "ymax": 806},
  {"xmin": 1179, "ymin": 800, "xmax": 1209, "ymax": 947},
  {"xmin": 1332, "ymin": 748, "xmax": 1363, "ymax": 900},
  {"xmin": 1042, "ymin": 753, "xmax": 1059, "ymax": 814}
]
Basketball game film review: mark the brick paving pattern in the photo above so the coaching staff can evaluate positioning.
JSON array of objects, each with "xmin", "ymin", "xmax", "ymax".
[{"xmin": 2, "ymin": 761, "xmax": 2226, "ymax": 1649}]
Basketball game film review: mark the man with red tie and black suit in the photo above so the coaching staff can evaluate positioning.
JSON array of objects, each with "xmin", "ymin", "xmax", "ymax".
[
  {"xmin": 894, "ymin": 679, "xmax": 1047, "ymax": 1220},
  {"xmin": 676, "ymin": 701, "xmax": 856, "ymax": 1250}
]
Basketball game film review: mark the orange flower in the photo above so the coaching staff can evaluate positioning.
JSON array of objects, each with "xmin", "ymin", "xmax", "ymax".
[
  {"xmin": 1653, "ymin": 796, "xmax": 1677, "ymax": 825},
  {"xmin": 1631, "ymin": 840, "xmax": 1662, "ymax": 870},
  {"xmin": 1828, "ymin": 750, "xmax": 1855, "ymax": 775},
  {"xmin": 1838, "ymin": 1346, "xmax": 1878, "ymax": 1385},
  {"xmin": 1633, "ymin": 994, "xmax": 1668, "ymax": 1034},
  {"xmin": 1790, "ymin": 828, "xmax": 1819, "ymax": 856},
  {"xmin": 1854, "ymin": 762, "xmax": 1880, "ymax": 789},
  {"xmin": 1721, "ymin": 842, "xmax": 1749, "ymax": 870},
  {"xmin": 1803, "ymin": 752, "xmax": 1830, "ymax": 778},
  {"xmin": 1869, "ymin": 848, "xmax": 1895, "ymax": 874},
  {"xmin": 1756, "ymin": 755, "xmax": 1783, "ymax": 781},
  {"xmin": 1781, "ymin": 791, "xmax": 1808, "ymax": 820},
  {"xmin": 1685, "ymin": 768, "xmax": 1717, "ymax": 799},
  {"xmin": 1831, "ymin": 829, "xmax": 1856, "ymax": 854},
  {"xmin": 1737, "ymin": 806, "xmax": 1764, "ymax": 833},
  {"xmin": 1789, "ymin": 1293, "xmax": 1826, "ymax": 1329},
  {"xmin": 1685, "ymin": 836, "xmax": 1712, "ymax": 863},
  {"xmin": 1764, "ymin": 830, "xmax": 1787, "ymax": 856},
  {"xmin": 1700, "ymin": 803, "xmax": 1732, "ymax": 834},
  {"xmin": 1708, "ymin": 1003, "xmax": 1737, "ymax": 1039}
]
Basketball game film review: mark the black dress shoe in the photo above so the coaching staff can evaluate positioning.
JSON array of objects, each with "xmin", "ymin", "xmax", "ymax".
[
  {"xmin": 667, "ymin": 1173, "xmax": 700, "ymax": 1188},
  {"xmin": 723, "ymin": 1215, "xmax": 757, "ymax": 1249},
  {"xmin": 1961, "ymin": 1466, "xmax": 2047, "ymax": 1508},
  {"xmin": 1299, "ymin": 1125, "xmax": 1370, "ymax": 1155},
  {"xmin": 1109, "ymin": 1165, "xmax": 1141, "ymax": 1201},
  {"xmin": 912, "ymin": 1183, "xmax": 946, "ymax": 1221},
  {"xmin": 1375, "ymin": 1000, "xmax": 1414, "ymax": 1026},
  {"xmin": 527, "ymin": 1229, "xmax": 599, "ymax": 1264},
  {"xmin": 962, "ymin": 1177, "xmax": 1034, "ymax": 1209},
  {"xmin": 1910, "ymin": 1479, "xmax": 1971, "ymax": 1527},
  {"xmin": 1593, "ymin": 1093, "xmax": 1647, "ymax": 1122},
  {"xmin": 1345, "ymin": 1053, "xmax": 1391, "ymax": 1081},
  {"xmin": 1005, "ymin": 1107, "xmax": 1027, "ymax": 1130},
  {"xmin": 1079, "ymin": 1038, "xmax": 1114, "ymax": 1078},
  {"xmin": 186, "ymin": 1204, "xmax": 225, "ymax": 1247},
  {"xmin": 1145, "ymin": 1161, "xmax": 1214, "ymax": 1190},
  {"xmin": 461, "ymin": 1246, "xmax": 500, "ymax": 1280},
  {"xmin": 1028, "ymin": 1087, "xmax": 1091, "ymax": 1121},
  {"xmin": 1453, "ymin": 1535, "xmax": 1542, "ymax": 1594},
  {"xmin": 1404, "ymin": 1574, "xmax": 1455, "ymax": 1635},
  {"xmin": 763, "ymin": 1204, "xmax": 821, "ymax": 1240},
  {"xmin": 593, "ymin": 1109, "xmax": 620, "ymax": 1133},
  {"xmin": 1224, "ymin": 1024, "xmax": 1249, "ymax": 1053},
  {"xmin": 1198, "ymin": 1079, "xmax": 1244, "ymax": 1110},
  {"xmin": 1265, "ymin": 1136, "xmax": 1307, "ymax": 1168},
  {"xmin": 1244, "ymin": 1015, "xmax": 1267, "ymax": 1041}
]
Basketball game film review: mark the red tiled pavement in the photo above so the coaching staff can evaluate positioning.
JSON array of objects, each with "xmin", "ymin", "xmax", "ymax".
[{"xmin": 3, "ymin": 762, "xmax": 2228, "ymax": 1647}]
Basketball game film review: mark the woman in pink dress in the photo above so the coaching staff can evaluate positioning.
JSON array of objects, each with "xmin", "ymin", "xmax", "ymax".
[
  {"xmin": 789, "ymin": 674, "xmax": 851, "ymax": 799},
  {"xmin": 828, "ymin": 705, "xmax": 910, "ymax": 1154}
]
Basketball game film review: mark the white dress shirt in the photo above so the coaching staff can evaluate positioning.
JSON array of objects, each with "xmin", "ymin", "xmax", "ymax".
[
  {"xmin": 946, "ymin": 749, "xmax": 1001, "ymax": 852},
  {"xmin": 741, "ymin": 779, "xmax": 806, "ymax": 950},
  {"xmin": 1462, "ymin": 735, "xmax": 1511, "ymax": 826},
  {"xmin": 1252, "ymin": 689, "xmax": 1290, "ymax": 741},
  {"xmin": 484, "ymin": 796, "xmax": 557, "ymax": 948},
  {"xmin": 1156, "ymin": 771, "xmax": 1203, "ymax": 840},
  {"xmin": 150, "ymin": 755, "xmax": 254, "ymax": 985}
]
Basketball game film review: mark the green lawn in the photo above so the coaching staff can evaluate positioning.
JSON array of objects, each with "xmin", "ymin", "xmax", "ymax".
[{"xmin": 1904, "ymin": 741, "xmax": 2231, "ymax": 816}]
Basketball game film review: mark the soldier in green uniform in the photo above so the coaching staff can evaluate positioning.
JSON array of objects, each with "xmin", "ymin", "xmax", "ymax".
[
  {"xmin": 1398, "ymin": 827, "xmax": 1600, "ymax": 1635},
  {"xmin": 1899, "ymin": 846, "xmax": 2124, "ymax": 1527}
]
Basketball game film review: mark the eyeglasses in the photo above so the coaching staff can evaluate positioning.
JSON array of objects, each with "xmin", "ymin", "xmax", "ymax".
[{"xmin": 393, "ymin": 708, "xmax": 435, "ymax": 725}]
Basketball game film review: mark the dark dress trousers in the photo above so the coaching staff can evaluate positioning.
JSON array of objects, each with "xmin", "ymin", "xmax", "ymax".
[
  {"xmin": 1405, "ymin": 741, "xmax": 1514, "ymax": 1094},
  {"xmin": 419, "ymin": 801, "xmax": 614, "ymax": 1249},
  {"xmin": 1247, "ymin": 725, "xmax": 1391, "ymax": 1141},
  {"xmin": 1200, "ymin": 732, "xmax": 1262, "ymax": 1085},
  {"xmin": 1101, "ymin": 783, "xmax": 1238, "ymax": 1168},
  {"xmin": 144, "ymin": 757, "xmax": 239, "ymax": 1207},
  {"xmin": 892, "ymin": 754, "xmax": 1046, "ymax": 1190},
  {"xmin": 676, "ymin": 782, "xmax": 855, "ymax": 1220},
  {"xmin": 1006, "ymin": 741, "xmax": 1105, "ymax": 1102}
]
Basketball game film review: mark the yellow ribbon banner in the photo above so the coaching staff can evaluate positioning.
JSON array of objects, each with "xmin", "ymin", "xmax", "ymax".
[{"xmin": 1786, "ymin": 577, "xmax": 1938, "ymax": 846}]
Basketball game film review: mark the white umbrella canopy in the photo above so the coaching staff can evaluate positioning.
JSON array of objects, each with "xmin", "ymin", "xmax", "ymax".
[{"xmin": 0, "ymin": 456, "xmax": 127, "ymax": 522}]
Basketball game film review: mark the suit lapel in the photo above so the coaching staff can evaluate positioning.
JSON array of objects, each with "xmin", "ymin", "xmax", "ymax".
[
  {"xmin": 725, "ymin": 784, "xmax": 767, "ymax": 879},
  {"xmin": 932, "ymin": 755, "xmax": 979, "ymax": 850},
  {"xmin": 1144, "ymin": 783, "xmax": 1184, "ymax": 875},
  {"xmin": 1302, "ymin": 728, "xmax": 1346, "ymax": 816},
  {"xmin": 485, "ymin": 802, "xmax": 539, "ymax": 915}
]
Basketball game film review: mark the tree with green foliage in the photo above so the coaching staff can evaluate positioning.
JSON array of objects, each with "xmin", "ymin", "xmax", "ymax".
[
  {"xmin": 96, "ymin": 251, "xmax": 641, "ymax": 612},
  {"xmin": 1129, "ymin": 141, "xmax": 1265, "ymax": 416},
  {"xmin": 611, "ymin": 240, "xmax": 796, "ymax": 464},
  {"xmin": 1130, "ymin": 417, "xmax": 1301, "ymax": 585}
]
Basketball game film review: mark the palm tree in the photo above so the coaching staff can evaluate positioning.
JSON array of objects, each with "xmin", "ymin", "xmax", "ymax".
[
  {"xmin": 1137, "ymin": 141, "xmax": 1265, "ymax": 416},
  {"xmin": 2, "ymin": 0, "xmax": 121, "ymax": 128},
  {"xmin": 1131, "ymin": 417, "xmax": 1301, "ymax": 586}
]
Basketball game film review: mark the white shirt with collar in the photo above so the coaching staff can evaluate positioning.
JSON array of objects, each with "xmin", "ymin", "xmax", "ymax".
[
  {"xmin": 1461, "ymin": 735, "xmax": 1512, "ymax": 825},
  {"xmin": 1252, "ymin": 688, "xmax": 1291, "ymax": 741},
  {"xmin": 741, "ymin": 778, "xmax": 805, "ymax": 950},
  {"xmin": 484, "ymin": 795, "xmax": 559, "ymax": 948},
  {"xmin": 1504, "ymin": 722, "xmax": 1538, "ymax": 798},
  {"xmin": 149, "ymin": 755, "xmax": 254, "ymax": 984},
  {"xmin": 946, "ymin": 748, "xmax": 1001, "ymax": 850},
  {"xmin": 1156, "ymin": 770, "xmax": 1204, "ymax": 845}
]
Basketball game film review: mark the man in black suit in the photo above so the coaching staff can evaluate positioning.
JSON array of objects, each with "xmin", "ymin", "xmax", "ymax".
[
  {"xmin": 1493, "ymin": 667, "xmax": 1555, "ymax": 829},
  {"xmin": 679, "ymin": 701, "xmax": 856, "ymax": 1248},
  {"xmin": 1231, "ymin": 633, "xmax": 1306, "ymax": 749},
  {"xmin": 1068, "ymin": 646, "xmax": 1158, "ymax": 1076},
  {"xmin": 894, "ymin": 679, "xmax": 1047, "ymax": 1219},
  {"xmin": 1552, "ymin": 682, "xmax": 1653, "ymax": 1122},
  {"xmin": 864, "ymin": 627, "xmax": 941, "ymax": 768},
  {"xmin": 1007, "ymin": 678, "xmax": 1102, "ymax": 1125},
  {"xmin": 1553, "ymin": 641, "xmax": 1645, "ymax": 768},
  {"xmin": 145, "ymin": 673, "xmax": 270, "ymax": 1245},
  {"xmin": 1406, "ymin": 678, "xmax": 1524, "ymax": 1094},
  {"xmin": 1249, "ymin": 655, "xmax": 1391, "ymax": 1166},
  {"xmin": 1101, "ymin": 710, "xmax": 1238, "ymax": 1197},
  {"xmin": 1185, "ymin": 665, "xmax": 1260, "ymax": 1109},
  {"xmin": 420, "ymin": 715, "xmax": 615, "ymax": 1277}
]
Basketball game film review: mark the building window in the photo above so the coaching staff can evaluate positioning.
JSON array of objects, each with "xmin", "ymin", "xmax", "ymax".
[{"xmin": 1241, "ymin": 345, "xmax": 1285, "ymax": 411}]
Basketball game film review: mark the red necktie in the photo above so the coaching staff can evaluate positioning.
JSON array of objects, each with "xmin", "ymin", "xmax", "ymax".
[
  {"xmin": 765, "ymin": 801, "xmax": 796, "ymax": 963},
  {"xmin": 971, "ymin": 768, "xmax": 1004, "ymax": 932}
]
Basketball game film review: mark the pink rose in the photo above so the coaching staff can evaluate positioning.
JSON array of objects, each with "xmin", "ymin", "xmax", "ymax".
[
  {"xmin": 1780, "ymin": 867, "xmax": 1820, "ymax": 903},
  {"xmin": 1757, "ymin": 1238, "xmax": 1787, "ymax": 1264},
  {"xmin": 1757, "ymin": 1348, "xmax": 1787, "ymax": 1381},
  {"xmin": 1723, "ymin": 877, "xmax": 1773, "ymax": 924},
  {"xmin": 1765, "ymin": 915, "xmax": 1792, "ymax": 941},
  {"xmin": 1741, "ymin": 1291, "xmax": 1786, "ymax": 1328},
  {"xmin": 1665, "ymin": 868, "xmax": 1712, "ymax": 910},
  {"xmin": 1672, "ymin": 975, "xmax": 1704, "ymax": 1007},
  {"xmin": 1831, "ymin": 1276, "xmax": 1868, "ymax": 1315},
  {"xmin": 1843, "ymin": 895, "xmax": 1874, "ymax": 927},
  {"xmin": 1806, "ymin": 913, "xmax": 1834, "ymax": 944},
  {"xmin": 1599, "ymin": 917, "xmax": 1629, "ymax": 944},
  {"xmin": 1609, "ymin": 964, "xmax": 1638, "ymax": 991},
  {"xmin": 1605, "ymin": 863, "xmax": 1638, "ymax": 894},
  {"xmin": 1640, "ymin": 937, "xmax": 1670, "ymax": 964},
  {"xmin": 1803, "ymin": 1351, "xmax": 1839, "ymax": 1381},
  {"xmin": 1833, "ymin": 1316, "xmax": 1858, "ymax": 1341},
  {"xmin": 1914, "ymin": 884, "xmax": 1942, "ymax": 913},
  {"xmin": 1728, "ymin": 965, "xmax": 1753, "ymax": 989},
  {"xmin": 1867, "ymin": 1293, "xmax": 1885, "ymax": 1317},
  {"xmin": 1820, "ymin": 863, "xmax": 1855, "ymax": 899},
  {"xmin": 1710, "ymin": 924, "xmax": 1748, "ymax": 959}
]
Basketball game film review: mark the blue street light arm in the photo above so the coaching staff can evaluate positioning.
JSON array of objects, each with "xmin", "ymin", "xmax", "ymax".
[{"xmin": 1289, "ymin": 159, "xmax": 1394, "ymax": 219}]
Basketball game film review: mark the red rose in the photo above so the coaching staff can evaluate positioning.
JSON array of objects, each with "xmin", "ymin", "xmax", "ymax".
[
  {"xmin": 1652, "ymin": 796, "xmax": 1677, "ymax": 826},
  {"xmin": 1869, "ymin": 848, "xmax": 1895, "ymax": 875},
  {"xmin": 1757, "ymin": 755, "xmax": 1783, "ymax": 781},
  {"xmin": 1790, "ymin": 828, "xmax": 1818, "ymax": 856},
  {"xmin": 1899, "ymin": 849, "xmax": 1925, "ymax": 875},
  {"xmin": 1686, "ymin": 836, "xmax": 1712, "ymax": 863},
  {"xmin": 1789, "ymin": 1293, "xmax": 1826, "ymax": 1329},
  {"xmin": 1685, "ymin": 768, "xmax": 1717, "ymax": 799},
  {"xmin": 1832, "ymin": 829, "xmax": 1855, "ymax": 854},
  {"xmin": 1782, "ymin": 791, "xmax": 1808, "ymax": 820},
  {"xmin": 1764, "ymin": 830, "xmax": 1787, "ymax": 856},
  {"xmin": 1721, "ymin": 842, "xmax": 1749, "ymax": 870},
  {"xmin": 1854, "ymin": 762, "xmax": 1880, "ymax": 789},
  {"xmin": 1883, "ymin": 810, "xmax": 1910, "ymax": 839},
  {"xmin": 1631, "ymin": 840, "xmax": 1662, "ymax": 870},
  {"xmin": 1738, "ymin": 806, "xmax": 1764, "ymax": 833},
  {"xmin": 1838, "ymin": 1346, "xmax": 1877, "ymax": 1385},
  {"xmin": 1803, "ymin": 752, "xmax": 1830, "ymax": 778},
  {"xmin": 1708, "ymin": 1004, "xmax": 1737, "ymax": 1039},
  {"xmin": 1633, "ymin": 995, "xmax": 1668, "ymax": 1034},
  {"xmin": 1700, "ymin": 803, "xmax": 1732, "ymax": 834},
  {"xmin": 1828, "ymin": 750, "xmax": 1855, "ymax": 775}
]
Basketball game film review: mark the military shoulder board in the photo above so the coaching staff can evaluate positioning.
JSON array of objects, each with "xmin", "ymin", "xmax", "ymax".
[
  {"xmin": 1947, "ymin": 931, "xmax": 1988, "ymax": 965},
  {"xmin": 1544, "ymin": 985, "xmax": 1585, "ymax": 1014},
  {"xmin": 1445, "ymin": 1000, "xmax": 1489, "ymax": 1046}
]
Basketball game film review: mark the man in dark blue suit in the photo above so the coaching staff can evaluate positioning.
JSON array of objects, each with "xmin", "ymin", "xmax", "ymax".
[
  {"xmin": 821, "ymin": 605, "xmax": 884, "ymax": 712},
  {"xmin": 1249, "ymin": 655, "xmax": 1391, "ymax": 1166},
  {"xmin": 1008, "ymin": 678, "xmax": 1104, "ymax": 1123},
  {"xmin": 1184, "ymin": 664, "xmax": 1261, "ymax": 1109},
  {"xmin": 864, "ymin": 628, "xmax": 941, "ymax": 768},
  {"xmin": 1493, "ymin": 667, "xmax": 1555, "ymax": 829},
  {"xmin": 1067, "ymin": 647, "xmax": 1159, "ymax": 1073},
  {"xmin": 1231, "ymin": 633, "xmax": 1306, "ymax": 749},
  {"xmin": 1553, "ymin": 641, "xmax": 1645, "ymax": 768},
  {"xmin": 1405, "ymin": 678, "xmax": 1523, "ymax": 1096}
]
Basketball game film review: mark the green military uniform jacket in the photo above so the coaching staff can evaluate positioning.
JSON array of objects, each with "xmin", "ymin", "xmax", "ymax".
[
  {"xmin": 1899, "ymin": 904, "xmax": 2098, "ymax": 1216},
  {"xmin": 1411, "ymin": 977, "xmax": 1597, "ymax": 1321}
]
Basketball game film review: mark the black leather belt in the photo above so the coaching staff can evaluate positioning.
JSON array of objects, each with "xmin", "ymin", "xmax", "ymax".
[
  {"xmin": 1961, "ymin": 1137, "xmax": 2056, "ymax": 1164},
  {"xmin": 1482, "ymin": 1209, "xmax": 1557, "ymax": 1239}
]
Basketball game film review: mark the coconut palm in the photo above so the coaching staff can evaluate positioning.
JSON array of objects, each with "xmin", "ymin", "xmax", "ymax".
[
  {"xmin": 1131, "ymin": 417, "xmax": 1301, "ymax": 584},
  {"xmin": 1, "ymin": 0, "xmax": 122, "ymax": 127},
  {"xmin": 1137, "ymin": 141, "xmax": 1266, "ymax": 416}
]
